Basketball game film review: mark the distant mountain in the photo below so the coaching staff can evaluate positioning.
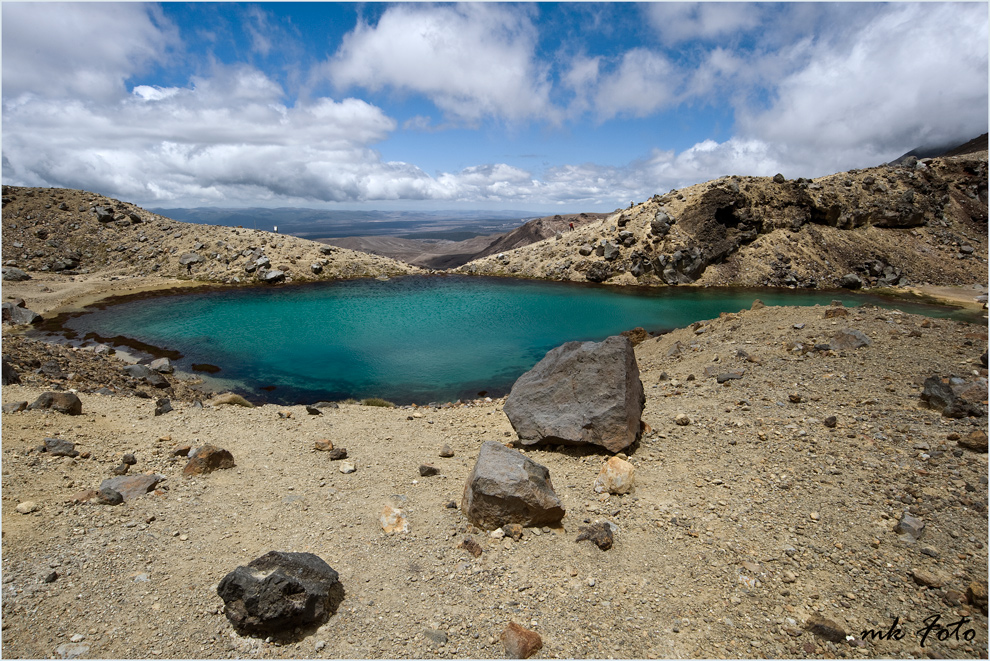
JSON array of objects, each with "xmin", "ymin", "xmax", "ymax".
[
  {"xmin": 325, "ymin": 212, "xmax": 610, "ymax": 269},
  {"xmin": 888, "ymin": 133, "xmax": 988, "ymax": 165},
  {"xmin": 148, "ymin": 206, "xmax": 541, "ymax": 239}
]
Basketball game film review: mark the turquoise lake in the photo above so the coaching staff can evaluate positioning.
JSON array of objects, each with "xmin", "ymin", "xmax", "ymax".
[{"xmin": 57, "ymin": 275, "xmax": 973, "ymax": 405}]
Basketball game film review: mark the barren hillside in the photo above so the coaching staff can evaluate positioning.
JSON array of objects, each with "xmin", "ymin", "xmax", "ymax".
[{"xmin": 460, "ymin": 152, "xmax": 988, "ymax": 292}]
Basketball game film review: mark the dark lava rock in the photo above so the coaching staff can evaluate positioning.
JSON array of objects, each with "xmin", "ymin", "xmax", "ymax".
[
  {"xmin": 43, "ymin": 438, "xmax": 79, "ymax": 458},
  {"xmin": 460, "ymin": 536, "xmax": 483, "ymax": 557},
  {"xmin": 804, "ymin": 614, "xmax": 847, "ymax": 642},
  {"xmin": 503, "ymin": 335, "xmax": 644, "ymax": 453},
  {"xmin": 920, "ymin": 376, "xmax": 984, "ymax": 418},
  {"xmin": 2, "ymin": 357, "xmax": 21, "ymax": 385},
  {"xmin": 122, "ymin": 364, "xmax": 169, "ymax": 388},
  {"xmin": 93, "ymin": 206, "xmax": 115, "ymax": 223},
  {"xmin": 305, "ymin": 406, "xmax": 322, "ymax": 415},
  {"xmin": 154, "ymin": 398, "xmax": 173, "ymax": 416},
  {"xmin": 216, "ymin": 551, "xmax": 344, "ymax": 634},
  {"xmin": 824, "ymin": 415, "xmax": 838, "ymax": 428},
  {"xmin": 461, "ymin": 440, "xmax": 565, "ymax": 530},
  {"xmin": 838, "ymin": 273, "xmax": 863, "ymax": 289},
  {"xmin": 2, "ymin": 401, "xmax": 27, "ymax": 414},
  {"xmin": 576, "ymin": 522, "xmax": 614, "ymax": 550},
  {"xmin": 183, "ymin": 445, "xmax": 235, "ymax": 476},
  {"xmin": 419, "ymin": 464, "xmax": 440, "ymax": 477},
  {"xmin": 28, "ymin": 392, "xmax": 82, "ymax": 415},
  {"xmin": 716, "ymin": 371, "xmax": 745, "ymax": 384},
  {"xmin": 894, "ymin": 511, "xmax": 925, "ymax": 541},
  {"xmin": 96, "ymin": 487, "xmax": 124, "ymax": 506}
]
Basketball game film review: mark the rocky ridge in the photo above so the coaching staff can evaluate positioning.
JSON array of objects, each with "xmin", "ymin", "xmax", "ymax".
[
  {"xmin": 1, "ymin": 186, "xmax": 423, "ymax": 286},
  {"xmin": 459, "ymin": 152, "xmax": 988, "ymax": 291}
]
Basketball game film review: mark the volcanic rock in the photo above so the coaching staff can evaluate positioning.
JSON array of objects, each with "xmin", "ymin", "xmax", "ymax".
[
  {"xmin": 183, "ymin": 445, "xmax": 235, "ymax": 475},
  {"xmin": 503, "ymin": 335, "xmax": 644, "ymax": 453},
  {"xmin": 28, "ymin": 392, "xmax": 82, "ymax": 415},
  {"xmin": 461, "ymin": 440, "xmax": 565, "ymax": 530},
  {"xmin": 216, "ymin": 551, "xmax": 343, "ymax": 634},
  {"xmin": 829, "ymin": 329, "xmax": 872, "ymax": 350},
  {"xmin": 500, "ymin": 621, "xmax": 543, "ymax": 659},
  {"xmin": 99, "ymin": 474, "xmax": 162, "ymax": 502}
]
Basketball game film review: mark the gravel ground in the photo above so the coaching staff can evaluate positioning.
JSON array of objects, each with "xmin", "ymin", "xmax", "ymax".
[{"xmin": 2, "ymin": 301, "xmax": 987, "ymax": 659}]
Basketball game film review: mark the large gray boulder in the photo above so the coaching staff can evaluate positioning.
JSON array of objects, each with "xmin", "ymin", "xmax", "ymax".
[
  {"xmin": 1, "ymin": 267, "xmax": 31, "ymax": 281},
  {"xmin": 1, "ymin": 302, "xmax": 41, "ymax": 325},
  {"xmin": 461, "ymin": 440, "xmax": 565, "ymax": 530},
  {"xmin": 503, "ymin": 335, "xmax": 645, "ymax": 452},
  {"xmin": 122, "ymin": 364, "xmax": 169, "ymax": 388},
  {"xmin": 216, "ymin": 551, "xmax": 344, "ymax": 634},
  {"xmin": 28, "ymin": 392, "xmax": 82, "ymax": 415}
]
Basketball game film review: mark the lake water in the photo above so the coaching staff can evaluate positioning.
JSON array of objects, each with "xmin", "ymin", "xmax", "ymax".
[{"xmin": 56, "ymin": 275, "xmax": 972, "ymax": 405}]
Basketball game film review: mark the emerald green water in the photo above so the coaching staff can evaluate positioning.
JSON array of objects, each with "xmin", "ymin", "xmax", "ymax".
[{"xmin": 59, "ymin": 276, "xmax": 972, "ymax": 404}]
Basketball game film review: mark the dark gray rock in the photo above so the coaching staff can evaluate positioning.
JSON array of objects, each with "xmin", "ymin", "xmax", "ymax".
[
  {"xmin": 504, "ymin": 335, "xmax": 644, "ymax": 452},
  {"xmin": 576, "ymin": 521, "xmax": 614, "ymax": 550},
  {"xmin": 838, "ymin": 273, "xmax": 862, "ymax": 289},
  {"xmin": 305, "ymin": 405, "xmax": 322, "ymax": 415},
  {"xmin": 1, "ymin": 267, "xmax": 31, "ymax": 281},
  {"xmin": 920, "ymin": 376, "xmax": 985, "ymax": 418},
  {"xmin": 419, "ymin": 464, "xmax": 440, "ymax": 477},
  {"xmin": 2, "ymin": 357, "xmax": 20, "ymax": 385},
  {"xmin": 99, "ymin": 474, "xmax": 162, "ymax": 501},
  {"xmin": 216, "ymin": 551, "xmax": 344, "ymax": 634},
  {"xmin": 716, "ymin": 371, "xmax": 745, "ymax": 383},
  {"xmin": 154, "ymin": 398, "xmax": 173, "ymax": 416},
  {"xmin": 2, "ymin": 401, "xmax": 27, "ymax": 414},
  {"xmin": 149, "ymin": 357, "xmax": 174, "ymax": 374},
  {"xmin": 829, "ymin": 329, "xmax": 871, "ymax": 350},
  {"xmin": 28, "ymin": 392, "xmax": 82, "ymax": 415},
  {"xmin": 312, "ymin": 401, "xmax": 339, "ymax": 409},
  {"xmin": 44, "ymin": 438, "xmax": 79, "ymax": 457},
  {"xmin": 97, "ymin": 487, "xmax": 123, "ymax": 506},
  {"xmin": 122, "ymin": 364, "xmax": 169, "ymax": 388},
  {"xmin": 584, "ymin": 262, "xmax": 612, "ymax": 282},
  {"xmin": 772, "ymin": 173, "xmax": 786, "ymax": 184},
  {"xmin": 310, "ymin": 263, "xmax": 323, "ymax": 274},
  {"xmin": 894, "ymin": 511, "xmax": 925, "ymax": 541},
  {"xmin": 93, "ymin": 206, "xmax": 115, "ymax": 223},
  {"xmin": 262, "ymin": 269, "xmax": 285, "ymax": 284},
  {"xmin": 1, "ymin": 302, "xmax": 42, "ymax": 325},
  {"xmin": 179, "ymin": 252, "xmax": 203, "ymax": 265},
  {"xmin": 461, "ymin": 440, "xmax": 565, "ymax": 530}
]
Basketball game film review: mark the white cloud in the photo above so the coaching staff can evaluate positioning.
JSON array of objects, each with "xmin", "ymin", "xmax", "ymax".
[
  {"xmin": 326, "ymin": 4, "xmax": 555, "ymax": 125},
  {"xmin": 738, "ymin": 2, "xmax": 989, "ymax": 174},
  {"xmin": 1, "ymin": 3, "xmax": 176, "ymax": 102},
  {"xmin": 592, "ymin": 49, "xmax": 681, "ymax": 121},
  {"xmin": 645, "ymin": 3, "xmax": 763, "ymax": 45}
]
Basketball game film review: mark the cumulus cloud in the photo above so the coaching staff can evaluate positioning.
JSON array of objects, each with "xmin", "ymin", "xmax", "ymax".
[
  {"xmin": 326, "ymin": 3, "xmax": 555, "ymax": 125},
  {"xmin": 1, "ymin": 3, "xmax": 177, "ymax": 102},
  {"xmin": 645, "ymin": 3, "xmax": 763, "ymax": 45},
  {"xmin": 738, "ymin": 2, "xmax": 989, "ymax": 175}
]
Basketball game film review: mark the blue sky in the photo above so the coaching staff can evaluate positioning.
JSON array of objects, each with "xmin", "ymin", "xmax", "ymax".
[{"xmin": 2, "ymin": 2, "xmax": 987, "ymax": 212}]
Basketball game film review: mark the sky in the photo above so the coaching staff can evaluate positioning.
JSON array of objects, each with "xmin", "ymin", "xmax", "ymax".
[{"xmin": 2, "ymin": 2, "xmax": 988, "ymax": 212}]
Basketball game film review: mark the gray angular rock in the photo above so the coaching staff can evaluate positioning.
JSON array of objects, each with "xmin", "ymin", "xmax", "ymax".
[
  {"xmin": 216, "ymin": 551, "xmax": 344, "ymax": 634},
  {"xmin": 1, "ymin": 302, "xmax": 41, "ymax": 325},
  {"xmin": 894, "ymin": 511, "xmax": 924, "ymax": 541},
  {"xmin": 262, "ymin": 269, "xmax": 285, "ymax": 283},
  {"xmin": 28, "ymin": 392, "xmax": 82, "ymax": 415},
  {"xmin": 829, "ymin": 329, "xmax": 871, "ymax": 350},
  {"xmin": 154, "ymin": 398, "xmax": 173, "ymax": 416},
  {"xmin": 1, "ymin": 267, "xmax": 31, "ymax": 281},
  {"xmin": 93, "ymin": 206, "xmax": 114, "ymax": 223},
  {"xmin": 461, "ymin": 440, "xmax": 565, "ymax": 530},
  {"xmin": 838, "ymin": 273, "xmax": 863, "ymax": 289},
  {"xmin": 122, "ymin": 364, "xmax": 169, "ymax": 388},
  {"xmin": 178, "ymin": 252, "xmax": 203, "ymax": 265},
  {"xmin": 503, "ymin": 335, "xmax": 644, "ymax": 452},
  {"xmin": 99, "ymin": 474, "xmax": 162, "ymax": 501},
  {"xmin": 920, "ymin": 376, "xmax": 985, "ymax": 418},
  {"xmin": 2, "ymin": 401, "xmax": 27, "ymax": 414},
  {"xmin": 149, "ymin": 357, "xmax": 174, "ymax": 374},
  {"xmin": 44, "ymin": 438, "xmax": 79, "ymax": 457}
]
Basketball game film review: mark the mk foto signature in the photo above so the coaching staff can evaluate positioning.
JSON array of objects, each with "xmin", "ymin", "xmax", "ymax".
[{"xmin": 861, "ymin": 614, "xmax": 979, "ymax": 647}]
